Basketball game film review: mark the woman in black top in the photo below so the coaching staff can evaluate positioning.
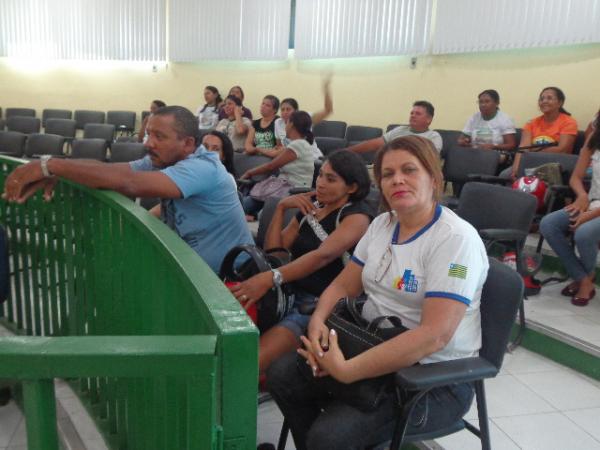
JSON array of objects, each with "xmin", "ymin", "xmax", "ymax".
[
  {"xmin": 245, "ymin": 95, "xmax": 280, "ymax": 157},
  {"xmin": 229, "ymin": 150, "xmax": 373, "ymax": 374}
]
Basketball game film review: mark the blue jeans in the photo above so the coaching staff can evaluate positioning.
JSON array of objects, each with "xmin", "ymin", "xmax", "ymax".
[
  {"xmin": 267, "ymin": 352, "xmax": 474, "ymax": 450},
  {"xmin": 277, "ymin": 290, "xmax": 318, "ymax": 339},
  {"xmin": 540, "ymin": 208, "xmax": 600, "ymax": 281},
  {"xmin": 242, "ymin": 196, "xmax": 264, "ymax": 217}
]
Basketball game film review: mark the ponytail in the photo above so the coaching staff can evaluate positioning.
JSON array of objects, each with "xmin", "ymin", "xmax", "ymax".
[
  {"xmin": 305, "ymin": 130, "xmax": 314, "ymax": 145},
  {"xmin": 559, "ymin": 106, "xmax": 571, "ymax": 116}
]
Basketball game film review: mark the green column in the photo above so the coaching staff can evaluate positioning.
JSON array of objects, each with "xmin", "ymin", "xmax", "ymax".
[{"xmin": 22, "ymin": 379, "xmax": 59, "ymax": 450}]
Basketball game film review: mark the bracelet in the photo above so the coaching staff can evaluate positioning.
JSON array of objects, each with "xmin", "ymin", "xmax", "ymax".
[{"xmin": 40, "ymin": 155, "xmax": 52, "ymax": 177}]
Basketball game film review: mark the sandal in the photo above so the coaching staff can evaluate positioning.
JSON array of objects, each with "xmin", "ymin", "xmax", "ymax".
[
  {"xmin": 572, "ymin": 289, "xmax": 596, "ymax": 307},
  {"xmin": 561, "ymin": 281, "xmax": 580, "ymax": 297}
]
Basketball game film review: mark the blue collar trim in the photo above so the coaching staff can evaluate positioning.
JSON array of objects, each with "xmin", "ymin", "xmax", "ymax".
[{"xmin": 392, "ymin": 204, "xmax": 442, "ymax": 245}]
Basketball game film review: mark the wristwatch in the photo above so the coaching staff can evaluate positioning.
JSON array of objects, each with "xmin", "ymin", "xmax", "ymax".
[
  {"xmin": 40, "ymin": 155, "xmax": 52, "ymax": 177},
  {"xmin": 271, "ymin": 269, "xmax": 284, "ymax": 287}
]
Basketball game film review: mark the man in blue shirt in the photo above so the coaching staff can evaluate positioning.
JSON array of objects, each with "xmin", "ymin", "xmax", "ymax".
[{"xmin": 3, "ymin": 106, "xmax": 253, "ymax": 273}]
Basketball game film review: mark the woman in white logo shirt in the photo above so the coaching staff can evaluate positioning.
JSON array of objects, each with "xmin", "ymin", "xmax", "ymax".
[{"xmin": 267, "ymin": 136, "xmax": 489, "ymax": 450}]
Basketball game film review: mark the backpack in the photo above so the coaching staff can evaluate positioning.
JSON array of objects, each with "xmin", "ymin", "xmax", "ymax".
[{"xmin": 219, "ymin": 244, "xmax": 294, "ymax": 333}]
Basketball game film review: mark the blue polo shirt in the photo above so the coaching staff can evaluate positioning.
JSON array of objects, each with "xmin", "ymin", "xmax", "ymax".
[{"xmin": 130, "ymin": 146, "xmax": 253, "ymax": 273}]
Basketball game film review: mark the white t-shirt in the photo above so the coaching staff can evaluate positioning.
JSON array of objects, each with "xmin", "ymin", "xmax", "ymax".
[
  {"xmin": 274, "ymin": 117, "xmax": 323, "ymax": 160},
  {"xmin": 215, "ymin": 117, "xmax": 252, "ymax": 151},
  {"xmin": 352, "ymin": 206, "xmax": 489, "ymax": 364},
  {"xmin": 279, "ymin": 139, "xmax": 315, "ymax": 188},
  {"xmin": 462, "ymin": 110, "xmax": 516, "ymax": 146},
  {"xmin": 196, "ymin": 105, "xmax": 219, "ymax": 131},
  {"xmin": 383, "ymin": 126, "xmax": 443, "ymax": 153}
]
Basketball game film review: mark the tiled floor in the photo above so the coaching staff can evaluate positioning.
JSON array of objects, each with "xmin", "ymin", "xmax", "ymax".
[
  {"xmin": 2, "ymin": 252, "xmax": 600, "ymax": 449},
  {"xmin": 257, "ymin": 347, "xmax": 600, "ymax": 450},
  {"xmin": 254, "ymin": 272, "xmax": 600, "ymax": 450}
]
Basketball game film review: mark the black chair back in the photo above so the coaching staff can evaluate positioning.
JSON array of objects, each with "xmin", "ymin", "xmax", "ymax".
[
  {"xmin": 110, "ymin": 142, "xmax": 146, "ymax": 162},
  {"xmin": 0, "ymin": 131, "xmax": 27, "ymax": 157},
  {"xmin": 141, "ymin": 110, "xmax": 151, "ymax": 122},
  {"xmin": 24, "ymin": 133, "xmax": 65, "ymax": 158},
  {"xmin": 74, "ymin": 110, "xmax": 106, "ymax": 129},
  {"xmin": 256, "ymin": 197, "xmax": 297, "ymax": 248},
  {"xmin": 518, "ymin": 152, "xmax": 578, "ymax": 184},
  {"xmin": 0, "ymin": 119, "xmax": 5, "ymax": 131},
  {"xmin": 437, "ymin": 130, "xmax": 463, "ymax": 159},
  {"xmin": 7, "ymin": 116, "xmax": 41, "ymax": 134},
  {"xmin": 456, "ymin": 182, "xmax": 537, "ymax": 235},
  {"xmin": 71, "ymin": 138, "xmax": 108, "ymax": 161},
  {"xmin": 45, "ymin": 119, "xmax": 77, "ymax": 138},
  {"xmin": 443, "ymin": 146, "xmax": 500, "ymax": 190},
  {"xmin": 480, "ymin": 258, "xmax": 524, "ymax": 369},
  {"xmin": 573, "ymin": 130, "xmax": 587, "ymax": 155},
  {"xmin": 315, "ymin": 137, "xmax": 346, "ymax": 156},
  {"xmin": 345, "ymin": 125, "xmax": 382, "ymax": 142},
  {"xmin": 313, "ymin": 120, "xmax": 347, "ymax": 139},
  {"xmin": 233, "ymin": 153, "xmax": 272, "ymax": 181},
  {"xmin": 42, "ymin": 109, "xmax": 72, "ymax": 127},
  {"xmin": 6, "ymin": 108, "xmax": 35, "ymax": 119},
  {"xmin": 107, "ymin": 111, "xmax": 136, "ymax": 132},
  {"xmin": 84, "ymin": 123, "xmax": 115, "ymax": 143}
]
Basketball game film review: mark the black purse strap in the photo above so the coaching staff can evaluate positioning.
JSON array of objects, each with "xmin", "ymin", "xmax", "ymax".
[
  {"xmin": 366, "ymin": 315, "xmax": 404, "ymax": 333},
  {"xmin": 219, "ymin": 244, "xmax": 272, "ymax": 280}
]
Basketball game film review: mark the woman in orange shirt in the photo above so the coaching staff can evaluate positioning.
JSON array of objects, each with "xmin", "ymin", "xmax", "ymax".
[{"xmin": 508, "ymin": 87, "xmax": 578, "ymax": 179}]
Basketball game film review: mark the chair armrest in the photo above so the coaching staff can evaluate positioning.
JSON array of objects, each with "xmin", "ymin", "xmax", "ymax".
[
  {"xmin": 289, "ymin": 187, "xmax": 312, "ymax": 195},
  {"xmin": 549, "ymin": 185, "xmax": 572, "ymax": 195},
  {"xmin": 479, "ymin": 228, "xmax": 528, "ymax": 243},
  {"xmin": 395, "ymin": 357, "xmax": 498, "ymax": 391},
  {"xmin": 476, "ymin": 175, "xmax": 512, "ymax": 185}
]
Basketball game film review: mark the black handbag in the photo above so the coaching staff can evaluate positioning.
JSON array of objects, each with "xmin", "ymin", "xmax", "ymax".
[
  {"xmin": 219, "ymin": 244, "xmax": 294, "ymax": 333},
  {"xmin": 298, "ymin": 297, "xmax": 407, "ymax": 412}
]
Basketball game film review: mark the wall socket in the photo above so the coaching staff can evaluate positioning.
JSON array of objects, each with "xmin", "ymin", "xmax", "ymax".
[
  {"xmin": 410, "ymin": 57, "xmax": 417, "ymax": 69},
  {"xmin": 152, "ymin": 64, "xmax": 157, "ymax": 72}
]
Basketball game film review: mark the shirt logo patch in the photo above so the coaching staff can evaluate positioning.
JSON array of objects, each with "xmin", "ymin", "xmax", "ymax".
[
  {"xmin": 448, "ymin": 263, "xmax": 467, "ymax": 279},
  {"xmin": 393, "ymin": 269, "xmax": 418, "ymax": 293}
]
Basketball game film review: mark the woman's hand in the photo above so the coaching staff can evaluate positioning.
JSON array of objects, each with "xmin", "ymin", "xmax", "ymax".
[
  {"xmin": 240, "ymin": 171, "xmax": 252, "ymax": 180},
  {"xmin": 278, "ymin": 191, "xmax": 317, "ymax": 216},
  {"xmin": 565, "ymin": 195, "xmax": 590, "ymax": 217},
  {"xmin": 300, "ymin": 329, "xmax": 352, "ymax": 382},
  {"xmin": 245, "ymin": 146, "xmax": 259, "ymax": 155},
  {"xmin": 569, "ymin": 209, "xmax": 599, "ymax": 231},
  {"xmin": 234, "ymin": 105, "xmax": 243, "ymax": 119},
  {"xmin": 227, "ymin": 271, "xmax": 273, "ymax": 310}
]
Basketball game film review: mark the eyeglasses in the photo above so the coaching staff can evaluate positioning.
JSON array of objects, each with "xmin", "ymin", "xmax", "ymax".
[{"xmin": 374, "ymin": 245, "xmax": 392, "ymax": 283}]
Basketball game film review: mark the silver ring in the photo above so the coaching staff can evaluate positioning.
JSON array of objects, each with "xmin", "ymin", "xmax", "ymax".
[{"xmin": 241, "ymin": 294, "xmax": 248, "ymax": 301}]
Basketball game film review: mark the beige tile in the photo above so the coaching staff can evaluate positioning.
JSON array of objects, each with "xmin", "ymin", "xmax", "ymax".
[
  {"xmin": 515, "ymin": 369, "xmax": 600, "ymax": 411},
  {"xmin": 494, "ymin": 412, "xmax": 600, "ymax": 450},
  {"xmin": 564, "ymin": 407, "xmax": 600, "ymax": 442},
  {"xmin": 435, "ymin": 419, "xmax": 519, "ymax": 450},
  {"xmin": 0, "ymin": 403, "xmax": 21, "ymax": 447}
]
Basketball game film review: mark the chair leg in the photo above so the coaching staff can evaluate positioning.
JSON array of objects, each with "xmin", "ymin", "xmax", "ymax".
[
  {"xmin": 474, "ymin": 380, "xmax": 492, "ymax": 450},
  {"xmin": 277, "ymin": 419, "xmax": 289, "ymax": 450},
  {"xmin": 389, "ymin": 390, "xmax": 428, "ymax": 450},
  {"xmin": 508, "ymin": 298, "xmax": 526, "ymax": 352}
]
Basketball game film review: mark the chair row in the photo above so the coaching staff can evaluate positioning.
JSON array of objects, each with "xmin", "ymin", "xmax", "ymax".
[
  {"xmin": 0, "ymin": 108, "xmax": 139, "ymax": 132},
  {"xmin": 0, "ymin": 118, "xmax": 128, "ymax": 144},
  {"xmin": 0, "ymin": 131, "xmax": 146, "ymax": 162}
]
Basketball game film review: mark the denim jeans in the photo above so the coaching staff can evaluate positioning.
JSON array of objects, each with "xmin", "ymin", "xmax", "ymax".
[
  {"xmin": 540, "ymin": 208, "xmax": 600, "ymax": 281},
  {"xmin": 242, "ymin": 195, "xmax": 264, "ymax": 217},
  {"xmin": 267, "ymin": 352, "xmax": 474, "ymax": 450}
]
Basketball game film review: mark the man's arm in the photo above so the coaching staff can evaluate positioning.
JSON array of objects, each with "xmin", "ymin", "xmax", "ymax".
[
  {"xmin": 346, "ymin": 137, "xmax": 385, "ymax": 154},
  {"xmin": 47, "ymin": 159, "xmax": 182, "ymax": 198},
  {"xmin": 4, "ymin": 159, "xmax": 181, "ymax": 204}
]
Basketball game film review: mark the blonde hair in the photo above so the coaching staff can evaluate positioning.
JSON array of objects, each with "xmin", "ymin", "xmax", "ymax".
[{"xmin": 373, "ymin": 135, "xmax": 443, "ymax": 213}]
